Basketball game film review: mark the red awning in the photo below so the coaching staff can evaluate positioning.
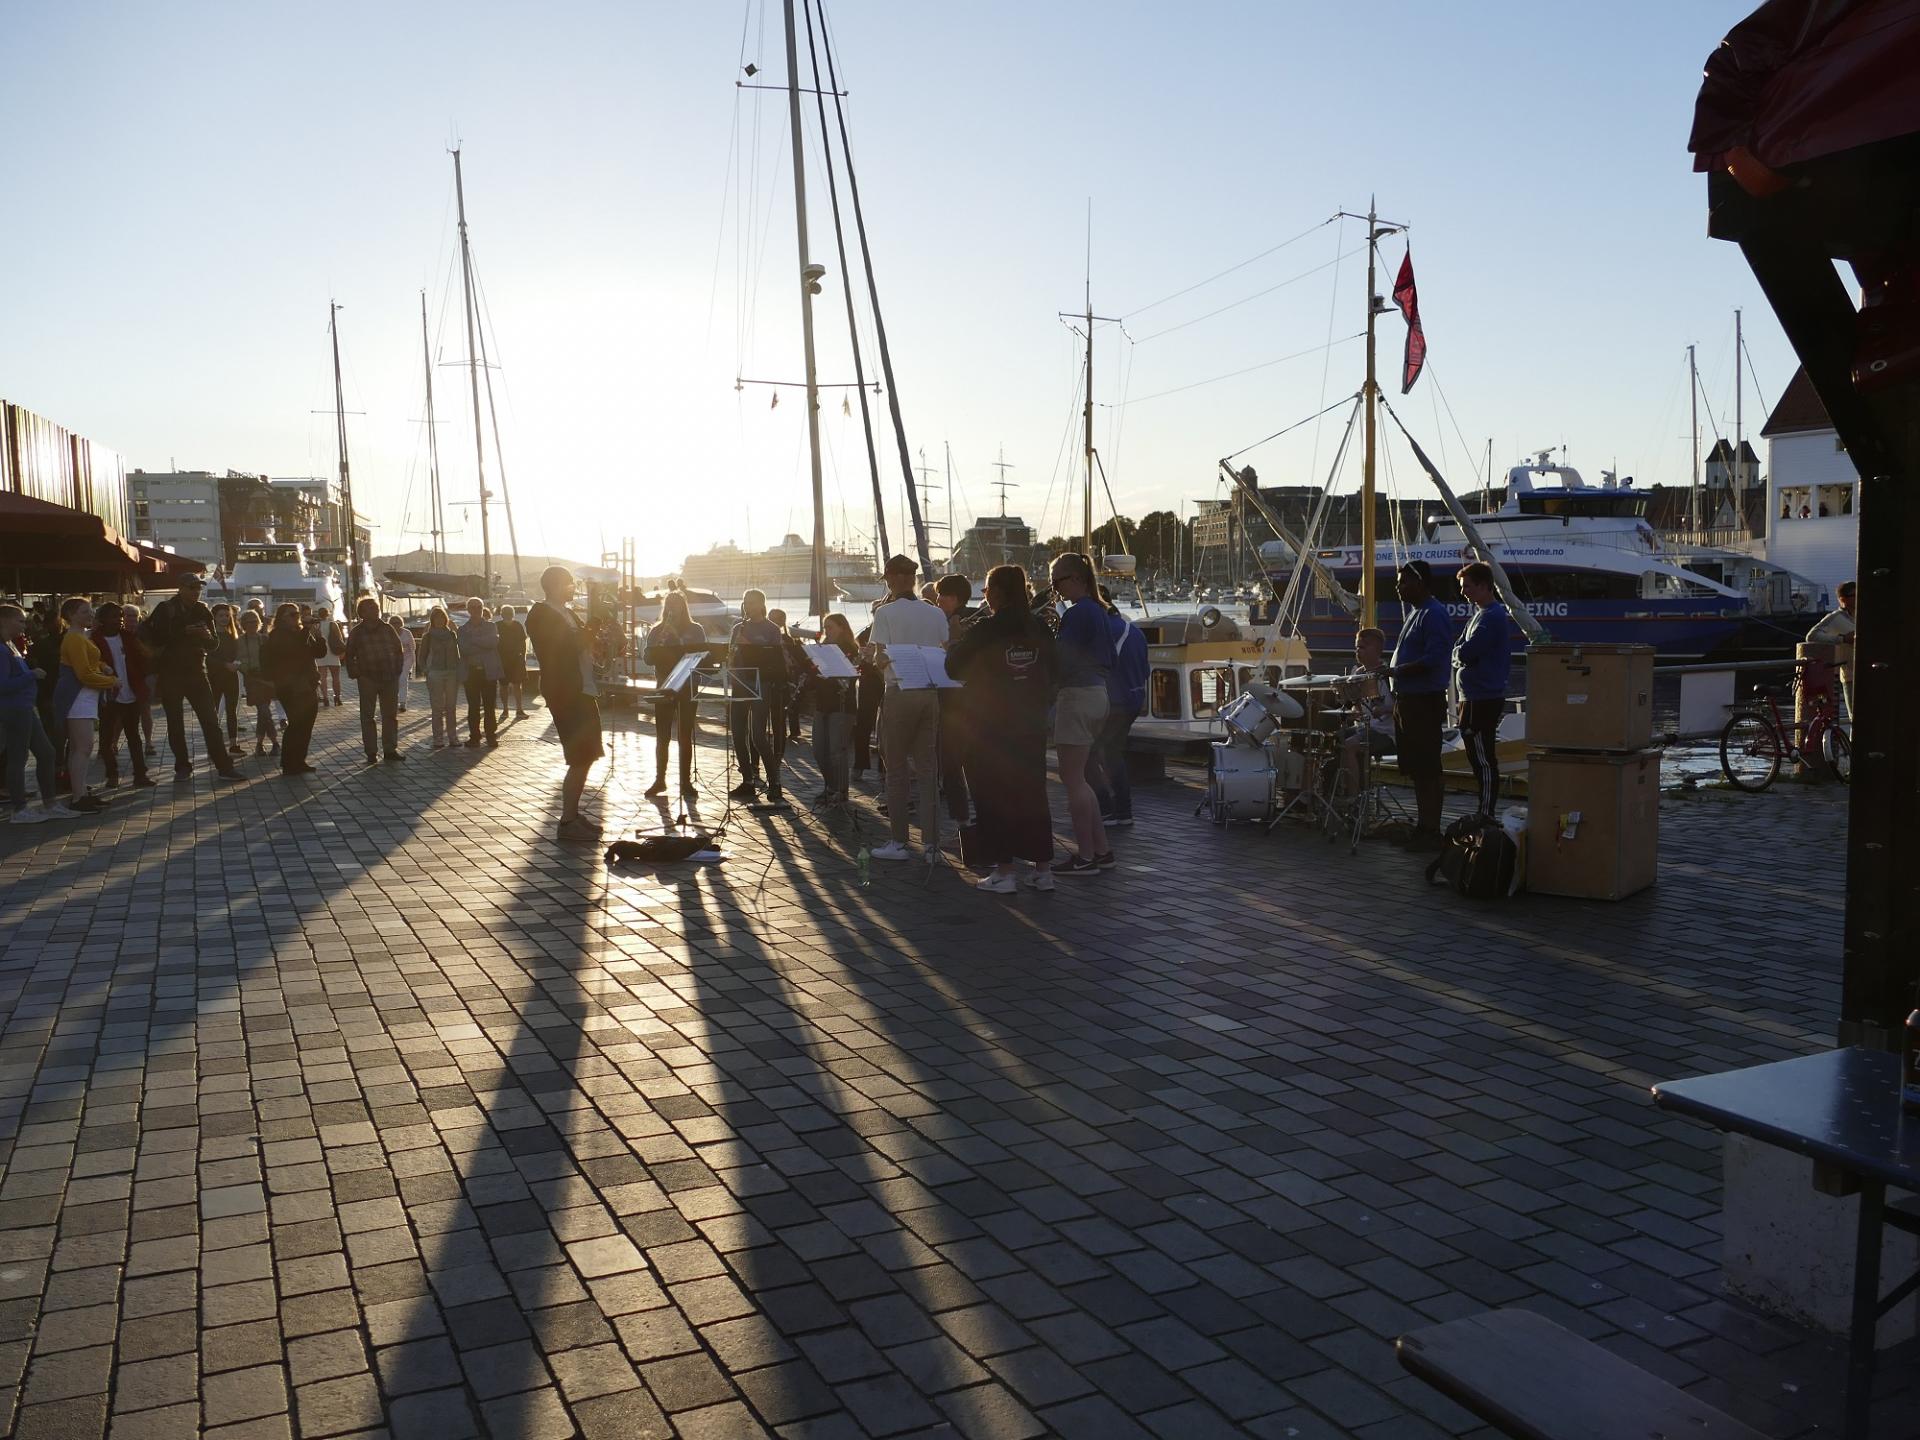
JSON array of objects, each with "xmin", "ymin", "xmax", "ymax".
[
  {"xmin": 1690, "ymin": 0, "xmax": 1920, "ymax": 176},
  {"xmin": 132, "ymin": 541, "xmax": 206, "ymax": 589},
  {"xmin": 0, "ymin": 491, "xmax": 144, "ymax": 593}
]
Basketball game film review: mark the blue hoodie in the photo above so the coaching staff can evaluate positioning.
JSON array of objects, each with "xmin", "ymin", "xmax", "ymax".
[
  {"xmin": 1454, "ymin": 601, "xmax": 1515, "ymax": 701},
  {"xmin": 1, "ymin": 642, "xmax": 37, "ymax": 710},
  {"xmin": 1105, "ymin": 611, "xmax": 1148, "ymax": 712},
  {"xmin": 1390, "ymin": 597, "xmax": 1455, "ymax": 696}
]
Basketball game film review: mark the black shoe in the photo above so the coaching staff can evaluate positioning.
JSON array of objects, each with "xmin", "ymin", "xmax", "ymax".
[
  {"xmin": 365, "ymin": 755, "xmax": 380, "ymax": 767},
  {"xmin": 1399, "ymin": 828, "xmax": 1445, "ymax": 853},
  {"xmin": 1057, "ymin": 857, "xmax": 1103, "ymax": 877},
  {"xmin": 132, "ymin": 776, "xmax": 158, "ymax": 789},
  {"xmin": 485, "ymin": 736, "xmax": 498, "ymax": 747},
  {"xmin": 385, "ymin": 751, "xmax": 405, "ymax": 763},
  {"xmin": 464, "ymin": 738, "xmax": 481, "ymax": 748},
  {"xmin": 644, "ymin": 779, "xmax": 667, "ymax": 798},
  {"xmin": 1093, "ymin": 852, "xmax": 1117, "ymax": 870},
  {"xmin": 72, "ymin": 795, "xmax": 109, "ymax": 813},
  {"xmin": 215, "ymin": 767, "xmax": 243, "ymax": 780},
  {"xmin": 174, "ymin": 768, "xmax": 192, "ymax": 781},
  {"xmin": 728, "ymin": 780, "xmax": 758, "ymax": 800}
]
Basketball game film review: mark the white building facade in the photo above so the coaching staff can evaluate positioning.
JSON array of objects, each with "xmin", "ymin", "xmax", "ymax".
[
  {"xmin": 127, "ymin": 471, "xmax": 224, "ymax": 566},
  {"xmin": 1761, "ymin": 368, "xmax": 1858, "ymax": 596}
]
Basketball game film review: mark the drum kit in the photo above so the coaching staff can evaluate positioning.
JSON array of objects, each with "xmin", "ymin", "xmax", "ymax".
[{"xmin": 1200, "ymin": 674, "xmax": 1374, "ymax": 835}]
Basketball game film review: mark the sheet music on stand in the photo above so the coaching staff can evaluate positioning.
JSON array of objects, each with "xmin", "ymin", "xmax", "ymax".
[
  {"xmin": 661, "ymin": 652, "xmax": 704, "ymax": 694},
  {"xmin": 804, "ymin": 644, "xmax": 858, "ymax": 680},
  {"xmin": 884, "ymin": 644, "xmax": 961, "ymax": 690}
]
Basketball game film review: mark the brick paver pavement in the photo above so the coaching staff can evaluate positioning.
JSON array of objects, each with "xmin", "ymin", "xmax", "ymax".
[{"xmin": 0, "ymin": 699, "xmax": 1893, "ymax": 1438}]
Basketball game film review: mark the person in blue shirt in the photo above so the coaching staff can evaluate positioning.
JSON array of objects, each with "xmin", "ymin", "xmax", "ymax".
[
  {"xmin": 1453, "ymin": 561, "xmax": 1515, "ymax": 816},
  {"xmin": 1383, "ymin": 559, "xmax": 1454, "ymax": 848},
  {"xmin": 1049, "ymin": 553, "xmax": 1116, "ymax": 875},
  {"xmin": 1090, "ymin": 586, "xmax": 1148, "ymax": 828}
]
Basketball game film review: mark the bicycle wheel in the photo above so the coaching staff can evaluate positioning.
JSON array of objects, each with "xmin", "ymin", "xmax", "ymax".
[
  {"xmin": 1823, "ymin": 724, "xmax": 1852, "ymax": 785},
  {"xmin": 1719, "ymin": 713, "xmax": 1782, "ymax": 792}
]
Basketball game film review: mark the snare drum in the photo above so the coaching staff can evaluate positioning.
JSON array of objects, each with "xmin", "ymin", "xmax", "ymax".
[
  {"xmin": 1219, "ymin": 692, "xmax": 1279, "ymax": 745},
  {"xmin": 1209, "ymin": 741, "xmax": 1276, "ymax": 824}
]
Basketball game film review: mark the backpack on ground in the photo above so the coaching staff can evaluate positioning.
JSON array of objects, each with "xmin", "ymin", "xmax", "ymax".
[{"xmin": 1425, "ymin": 814, "xmax": 1518, "ymax": 899}]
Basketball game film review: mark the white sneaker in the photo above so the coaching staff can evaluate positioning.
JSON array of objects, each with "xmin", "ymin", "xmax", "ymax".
[
  {"xmin": 1027, "ymin": 870, "xmax": 1056, "ymax": 892},
  {"xmin": 976, "ymin": 872, "xmax": 1016, "ymax": 894},
  {"xmin": 46, "ymin": 800, "xmax": 80, "ymax": 818},
  {"xmin": 9, "ymin": 806, "xmax": 51, "ymax": 825},
  {"xmin": 870, "ymin": 841, "xmax": 912, "ymax": 862}
]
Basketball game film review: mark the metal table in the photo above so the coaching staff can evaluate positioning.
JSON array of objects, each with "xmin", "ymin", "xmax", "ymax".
[{"xmin": 1652, "ymin": 1047, "xmax": 1920, "ymax": 1440}]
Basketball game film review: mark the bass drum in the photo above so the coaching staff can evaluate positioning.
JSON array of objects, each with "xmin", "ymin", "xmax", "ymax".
[{"xmin": 1208, "ymin": 741, "xmax": 1276, "ymax": 826}]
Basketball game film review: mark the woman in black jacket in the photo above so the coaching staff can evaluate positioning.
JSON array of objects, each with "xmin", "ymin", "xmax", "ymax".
[
  {"xmin": 946, "ymin": 564, "xmax": 1059, "ymax": 893},
  {"xmin": 642, "ymin": 590, "xmax": 706, "ymax": 799},
  {"xmin": 261, "ymin": 604, "xmax": 327, "ymax": 775}
]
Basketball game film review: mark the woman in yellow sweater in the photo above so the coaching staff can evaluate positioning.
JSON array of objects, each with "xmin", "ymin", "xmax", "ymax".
[{"xmin": 53, "ymin": 597, "xmax": 120, "ymax": 813}]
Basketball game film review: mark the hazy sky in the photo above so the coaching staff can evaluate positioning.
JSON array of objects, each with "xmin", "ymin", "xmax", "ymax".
[{"xmin": 2, "ymin": 1, "xmax": 1790, "ymax": 576}]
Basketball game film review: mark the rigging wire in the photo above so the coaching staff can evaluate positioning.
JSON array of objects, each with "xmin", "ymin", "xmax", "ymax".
[
  {"xmin": 1221, "ymin": 392, "xmax": 1362, "ymax": 465},
  {"xmin": 1306, "ymin": 215, "xmax": 1348, "ymax": 502},
  {"xmin": 1130, "ymin": 245, "xmax": 1367, "ymax": 344},
  {"xmin": 1118, "ymin": 213, "xmax": 1337, "ymax": 319},
  {"xmin": 1109, "ymin": 333, "xmax": 1362, "ymax": 408}
]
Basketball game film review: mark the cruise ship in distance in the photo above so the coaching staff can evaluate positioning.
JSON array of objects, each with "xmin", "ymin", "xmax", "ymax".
[{"xmin": 679, "ymin": 534, "xmax": 883, "ymax": 600}]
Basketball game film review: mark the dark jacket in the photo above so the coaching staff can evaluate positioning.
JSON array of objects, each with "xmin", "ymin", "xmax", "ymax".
[
  {"xmin": 496, "ymin": 618, "xmax": 529, "ymax": 668},
  {"xmin": 643, "ymin": 621, "xmax": 708, "ymax": 682},
  {"xmin": 94, "ymin": 622, "xmax": 150, "ymax": 703},
  {"xmin": 527, "ymin": 600, "xmax": 592, "ymax": 704},
  {"xmin": 261, "ymin": 627, "xmax": 327, "ymax": 698},
  {"xmin": 947, "ymin": 607, "xmax": 1057, "ymax": 737},
  {"xmin": 141, "ymin": 596, "xmax": 219, "ymax": 679},
  {"xmin": 727, "ymin": 618, "xmax": 788, "ymax": 698}
]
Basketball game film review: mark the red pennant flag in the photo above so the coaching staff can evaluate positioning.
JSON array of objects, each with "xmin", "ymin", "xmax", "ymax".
[{"xmin": 1392, "ymin": 250, "xmax": 1426, "ymax": 393}]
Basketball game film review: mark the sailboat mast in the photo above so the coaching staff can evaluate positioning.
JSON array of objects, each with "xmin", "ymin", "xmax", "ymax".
[
  {"xmin": 420, "ymin": 292, "xmax": 445, "ymax": 569},
  {"xmin": 473, "ymin": 315, "xmax": 525, "ymax": 595},
  {"xmin": 329, "ymin": 302, "xmax": 359, "ymax": 593},
  {"xmin": 1360, "ymin": 201, "xmax": 1380, "ymax": 628},
  {"xmin": 1733, "ymin": 307, "xmax": 1744, "ymax": 494},
  {"xmin": 1688, "ymin": 343, "xmax": 1700, "ymax": 532},
  {"xmin": 453, "ymin": 147, "xmax": 492, "ymax": 599},
  {"xmin": 1083, "ymin": 233, "xmax": 1094, "ymax": 556},
  {"xmin": 782, "ymin": 0, "xmax": 830, "ymax": 619}
]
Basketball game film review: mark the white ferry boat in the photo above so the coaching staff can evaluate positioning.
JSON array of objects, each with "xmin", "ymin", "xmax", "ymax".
[
  {"xmin": 1263, "ymin": 454, "xmax": 1825, "ymax": 659},
  {"xmin": 218, "ymin": 542, "xmax": 354, "ymax": 616}
]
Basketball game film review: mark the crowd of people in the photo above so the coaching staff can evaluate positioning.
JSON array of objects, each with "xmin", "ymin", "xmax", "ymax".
[
  {"xmin": 2, "ymin": 566, "xmax": 600, "ymax": 831},
  {"xmin": 634, "ymin": 552, "xmax": 1148, "ymax": 889}
]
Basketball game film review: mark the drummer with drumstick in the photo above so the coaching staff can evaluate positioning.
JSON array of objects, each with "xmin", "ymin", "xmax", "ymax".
[{"xmin": 1336, "ymin": 627, "xmax": 1395, "ymax": 798}]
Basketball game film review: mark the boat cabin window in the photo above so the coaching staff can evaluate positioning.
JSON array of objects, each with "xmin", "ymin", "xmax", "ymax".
[
  {"xmin": 1149, "ymin": 668, "xmax": 1181, "ymax": 719},
  {"xmin": 1190, "ymin": 666, "xmax": 1233, "ymax": 719},
  {"xmin": 234, "ymin": 545, "xmax": 300, "ymax": 565},
  {"xmin": 1503, "ymin": 571, "xmax": 1641, "ymax": 602},
  {"xmin": 1515, "ymin": 492, "xmax": 1649, "ymax": 520},
  {"xmin": 1236, "ymin": 665, "xmax": 1284, "ymax": 690}
]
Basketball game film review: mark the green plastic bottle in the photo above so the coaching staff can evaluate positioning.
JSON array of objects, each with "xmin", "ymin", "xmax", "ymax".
[{"xmin": 856, "ymin": 847, "xmax": 871, "ymax": 888}]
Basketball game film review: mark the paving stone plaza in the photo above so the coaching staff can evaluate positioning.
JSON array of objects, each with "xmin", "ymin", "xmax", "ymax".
[{"xmin": 0, "ymin": 703, "xmax": 1890, "ymax": 1438}]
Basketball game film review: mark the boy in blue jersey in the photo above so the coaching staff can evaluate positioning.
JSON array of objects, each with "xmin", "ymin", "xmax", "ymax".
[
  {"xmin": 1453, "ymin": 562, "xmax": 1514, "ymax": 816},
  {"xmin": 1384, "ymin": 560, "xmax": 1454, "ymax": 849}
]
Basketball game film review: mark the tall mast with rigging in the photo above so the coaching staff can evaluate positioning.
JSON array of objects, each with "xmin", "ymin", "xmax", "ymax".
[
  {"xmin": 328, "ymin": 301, "xmax": 359, "ymax": 592},
  {"xmin": 782, "ymin": 0, "xmax": 830, "ymax": 618},
  {"xmin": 1348, "ymin": 199, "xmax": 1404, "ymax": 626},
  {"xmin": 1734, "ymin": 306, "xmax": 1744, "ymax": 495},
  {"xmin": 452, "ymin": 147, "xmax": 492, "ymax": 599},
  {"xmin": 419, "ymin": 291, "xmax": 445, "ymax": 569},
  {"xmin": 1688, "ymin": 342, "xmax": 1700, "ymax": 532}
]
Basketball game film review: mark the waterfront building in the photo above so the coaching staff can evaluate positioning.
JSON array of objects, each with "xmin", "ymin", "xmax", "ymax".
[{"xmin": 1762, "ymin": 366, "xmax": 1858, "ymax": 595}]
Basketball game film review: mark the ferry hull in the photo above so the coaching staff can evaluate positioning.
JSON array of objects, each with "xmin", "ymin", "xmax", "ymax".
[{"xmin": 1284, "ymin": 601, "xmax": 1744, "ymax": 660}]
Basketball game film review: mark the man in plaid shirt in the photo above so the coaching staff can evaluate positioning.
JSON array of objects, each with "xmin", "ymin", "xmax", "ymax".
[{"xmin": 343, "ymin": 596, "xmax": 407, "ymax": 766}]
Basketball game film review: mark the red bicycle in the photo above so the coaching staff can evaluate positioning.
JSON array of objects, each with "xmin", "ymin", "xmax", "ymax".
[{"xmin": 1718, "ymin": 666, "xmax": 1850, "ymax": 792}]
